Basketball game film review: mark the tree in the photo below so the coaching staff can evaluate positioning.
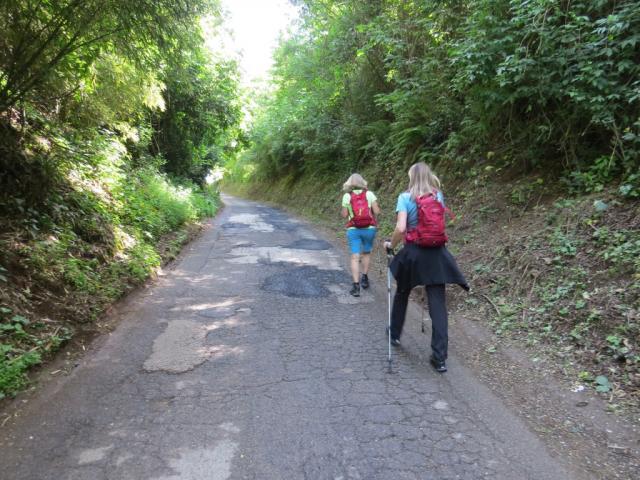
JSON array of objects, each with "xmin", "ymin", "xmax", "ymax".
[{"xmin": 0, "ymin": 0, "xmax": 217, "ymax": 113}]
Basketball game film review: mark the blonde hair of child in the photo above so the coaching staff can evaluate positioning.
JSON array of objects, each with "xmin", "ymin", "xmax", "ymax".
[
  {"xmin": 408, "ymin": 162, "xmax": 441, "ymax": 200},
  {"xmin": 343, "ymin": 173, "xmax": 368, "ymax": 192}
]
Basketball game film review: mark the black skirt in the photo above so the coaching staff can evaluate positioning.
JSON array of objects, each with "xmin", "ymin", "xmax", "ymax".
[{"xmin": 390, "ymin": 243, "xmax": 469, "ymax": 291}]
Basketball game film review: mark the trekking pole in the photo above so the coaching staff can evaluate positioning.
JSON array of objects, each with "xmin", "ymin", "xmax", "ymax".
[
  {"xmin": 421, "ymin": 290, "xmax": 426, "ymax": 334},
  {"xmin": 386, "ymin": 249, "xmax": 392, "ymax": 371}
]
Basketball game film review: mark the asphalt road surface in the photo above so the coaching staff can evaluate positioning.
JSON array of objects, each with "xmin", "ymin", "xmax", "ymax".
[{"xmin": 0, "ymin": 195, "xmax": 578, "ymax": 480}]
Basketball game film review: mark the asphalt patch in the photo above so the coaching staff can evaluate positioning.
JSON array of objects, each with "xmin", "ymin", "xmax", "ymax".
[
  {"xmin": 221, "ymin": 222, "xmax": 253, "ymax": 233},
  {"xmin": 262, "ymin": 266, "xmax": 350, "ymax": 298},
  {"xmin": 285, "ymin": 239, "xmax": 332, "ymax": 250},
  {"xmin": 256, "ymin": 208, "xmax": 298, "ymax": 232}
]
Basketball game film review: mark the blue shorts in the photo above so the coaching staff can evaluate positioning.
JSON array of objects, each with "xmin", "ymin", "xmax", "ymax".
[{"xmin": 346, "ymin": 228, "xmax": 377, "ymax": 255}]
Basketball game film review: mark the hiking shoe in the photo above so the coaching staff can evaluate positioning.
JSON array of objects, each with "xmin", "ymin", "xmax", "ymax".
[
  {"xmin": 361, "ymin": 273, "xmax": 370, "ymax": 289},
  {"xmin": 430, "ymin": 355, "xmax": 447, "ymax": 373},
  {"xmin": 349, "ymin": 282, "xmax": 360, "ymax": 297},
  {"xmin": 386, "ymin": 327, "xmax": 401, "ymax": 346}
]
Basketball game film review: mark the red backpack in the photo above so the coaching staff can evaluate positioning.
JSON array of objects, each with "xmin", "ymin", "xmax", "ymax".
[
  {"xmin": 347, "ymin": 190, "xmax": 377, "ymax": 228},
  {"xmin": 404, "ymin": 192, "xmax": 451, "ymax": 247}
]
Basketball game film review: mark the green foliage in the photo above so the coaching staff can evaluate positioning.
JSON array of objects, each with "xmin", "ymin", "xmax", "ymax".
[
  {"xmin": 1, "ymin": 0, "xmax": 241, "ymax": 200},
  {"xmin": 18, "ymin": 130, "xmax": 220, "ymax": 295},
  {"xmin": 152, "ymin": 47, "xmax": 242, "ymax": 183},
  {"xmin": 0, "ymin": 350, "xmax": 42, "ymax": 398},
  {"xmin": 550, "ymin": 229, "xmax": 579, "ymax": 257},
  {"xmin": 595, "ymin": 375, "xmax": 612, "ymax": 393},
  {"xmin": 63, "ymin": 53, "xmax": 166, "ymax": 128},
  {"xmin": 0, "ymin": 306, "xmax": 73, "ymax": 397},
  {"xmin": 0, "ymin": 0, "xmax": 239, "ymax": 399},
  {"xmin": 509, "ymin": 178, "xmax": 544, "ymax": 206},
  {"xmin": 127, "ymin": 243, "xmax": 162, "ymax": 282},
  {"xmin": 0, "ymin": 127, "xmax": 221, "ymax": 397},
  {"xmin": 455, "ymin": 0, "xmax": 640, "ymax": 172},
  {"xmin": 592, "ymin": 226, "xmax": 640, "ymax": 274},
  {"xmin": 0, "ymin": 0, "xmax": 218, "ymax": 112},
  {"xmin": 237, "ymin": 0, "xmax": 639, "ymax": 189},
  {"xmin": 618, "ymin": 173, "xmax": 640, "ymax": 199},
  {"xmin": 117, "ymin": 168, "xmax": 204, "ymax": 239},
  {"xmin": 563, "ymin": 156, "xmax": 624, "ymax": 194}
]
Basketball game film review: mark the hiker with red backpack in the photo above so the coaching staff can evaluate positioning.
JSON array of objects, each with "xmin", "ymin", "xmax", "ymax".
[
  {"xmin": 341, "ymin": 173, "xmax": 381, "ymax": 297},
  {"xmin": 383, "ymin": 162, "xmax": 468, "ymax": 373}
]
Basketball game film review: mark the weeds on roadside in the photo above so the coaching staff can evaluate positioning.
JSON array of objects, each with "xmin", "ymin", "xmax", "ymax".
[
  {"xmin": 1, "ymin": 133, "xmax": 220, "ymax": 399},
  {"xmin": 460, "ymin": 186, "xmax": 639, "ymax": 406}
]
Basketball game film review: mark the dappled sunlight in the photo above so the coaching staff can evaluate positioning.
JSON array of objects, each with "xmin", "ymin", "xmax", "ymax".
[
  {"xmin": 186, "ymin": 274, "xmax": 236, "ymax": 285},
  {"xmin": 199, "ymin": 345, "xmax": 245, "ymax": 359},
  {"xmin": 159, "ymin": 271, "xmax": 233, "ymax": 285},
  {"xmin": 166, "ymin": 297, "xmax": 254, "ymax": 320},
  {"xmin": 183, "ymin": 298, "xmax": 241, "ymax": 312},
  {"xmin": 227, "ymin": 213, "xmax": 274, "ymax": 232},
  {"xmin": 204, "ymin": 315, "xmax": 248, "ymax": 332},
  {"xmin": 143, "ymin": 308, "xmax": 250, "ymax": 374},
  {"xmin": 113, "ymin": 226, "xmax": 137, "ymax": 259},
  {"xmin": 154, "ymin": 443, "xmax": 238, "ymax": 480},
  {"xmin": 227, "ymin": 246, "xmax": 341, "ymax": 270}
]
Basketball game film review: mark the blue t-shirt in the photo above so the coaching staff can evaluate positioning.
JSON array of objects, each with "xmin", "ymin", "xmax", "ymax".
[{"xmin": 396, "ymin": 191, "xmax": 445, "ymax": 229}]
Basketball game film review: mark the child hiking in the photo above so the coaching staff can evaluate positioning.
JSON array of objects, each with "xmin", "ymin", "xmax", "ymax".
[
  {"xmin": 384, "ymin": 162, "xmax": 468, "ymax": 373},
  {"xmin": 341, "ymin": 173, "xmax": 380, "ymax": 297}
]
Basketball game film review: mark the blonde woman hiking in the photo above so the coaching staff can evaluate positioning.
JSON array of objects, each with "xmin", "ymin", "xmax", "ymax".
[
  {"xmin": 384, "ymin": 162, "xmax": 468, "ymax": 372},
  {"xmin": 341, "ymin": 173, "xmax": 381, "ymax": 297}
]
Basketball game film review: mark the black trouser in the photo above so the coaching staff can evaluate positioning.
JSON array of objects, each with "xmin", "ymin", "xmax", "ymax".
[{"xmin": 390, "ymin": 284, "xmax": 448, "ymax": 361}]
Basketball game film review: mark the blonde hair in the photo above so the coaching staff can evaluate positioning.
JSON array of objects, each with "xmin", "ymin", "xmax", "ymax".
[
  {"xmin": 343, "ymin": 173, "xmax": 368, "ymax": 192},
  {"xmin": 408, "ymin": 162, "xmax": 441, "ymax": 199}
]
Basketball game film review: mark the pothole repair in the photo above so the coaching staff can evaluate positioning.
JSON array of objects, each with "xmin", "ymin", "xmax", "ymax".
[
  {"xmin": 255, "ymin": 209, "xmax": 300, "ymax": 232},
  {"xmin": 144, "ymin": 316, "xmax": 246, "ymax": 373},
  {"xmin": 226, "ymin": 213, "xmax": 274, "ymax": 232},
  {"xmin": 285, "ymin": 239, "xmax": 332, "ymax": 250},
  {"xmin": 155, "ymin": 442, "xmax": 238, "ymax": 480},
  {"xmin": 227, "ymin": 246, "xmax": 341, "ymax": 270},
  {"xmin": 144, "ymin": 320, "xmax": 209, "ymax": 373},
  {"xmin": 262, "ymin": 266, "xmax": 350, "ymax": 298}
]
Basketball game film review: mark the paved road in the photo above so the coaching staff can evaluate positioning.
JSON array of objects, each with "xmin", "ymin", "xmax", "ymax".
[{"xmin": 0, "ymin": 195, "xmax": 576, "ymax": 480}]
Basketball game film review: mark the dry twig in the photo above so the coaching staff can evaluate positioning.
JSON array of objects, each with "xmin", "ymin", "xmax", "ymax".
[{"xmin": 473, "ymin": 291, "xmax": 501, "ymax": 316}]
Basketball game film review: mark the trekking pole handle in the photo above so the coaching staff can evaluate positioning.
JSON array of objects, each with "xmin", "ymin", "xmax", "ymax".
[{"xmin": 384, "ymin": 239, "xmax": 394, "ymax": 256}]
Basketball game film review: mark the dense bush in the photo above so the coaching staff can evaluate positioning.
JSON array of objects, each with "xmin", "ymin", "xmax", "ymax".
[
  {"xmin": 0, "ymin": 129, "xmax": 220, "ymax": 397},
  {"xmin": 0, "ymin": 0, "xmax": 240, "ymax": 397},
  {"xmin": 240, "ymin": 0, "xmax": 639, "ymax": 187}
]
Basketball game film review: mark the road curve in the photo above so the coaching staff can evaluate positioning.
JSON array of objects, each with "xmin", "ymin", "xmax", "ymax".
[{"xmin": 0, "ymin": 195, "xmax": 576, "ymax": 480}]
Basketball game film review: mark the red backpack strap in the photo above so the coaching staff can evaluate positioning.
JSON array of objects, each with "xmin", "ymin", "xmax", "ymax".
[{"xmin": 433, "ymin": 190, "xmax": 454, "ymax": 221}]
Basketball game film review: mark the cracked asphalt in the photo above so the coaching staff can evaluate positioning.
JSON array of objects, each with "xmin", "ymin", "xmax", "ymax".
[{"xmin": 0, "ymin": 195, "xmax": 578, "ymax": 480}]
